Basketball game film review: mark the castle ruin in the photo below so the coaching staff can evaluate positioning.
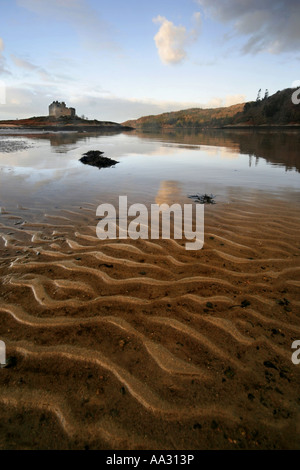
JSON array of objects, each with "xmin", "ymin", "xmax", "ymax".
[{"xmin": 49, "ymin": 101, "xmax": 76, "ymax": 118}]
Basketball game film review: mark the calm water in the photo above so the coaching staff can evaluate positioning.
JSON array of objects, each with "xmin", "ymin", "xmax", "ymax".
[{"xmin": 0, "ymin": 129, "xmax": 299, "ymax": 213}]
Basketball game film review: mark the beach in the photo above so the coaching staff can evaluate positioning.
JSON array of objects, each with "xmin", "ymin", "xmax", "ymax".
[{"xmin": 0, "ymin": 187, "xmax": 299, "ymax": 449}]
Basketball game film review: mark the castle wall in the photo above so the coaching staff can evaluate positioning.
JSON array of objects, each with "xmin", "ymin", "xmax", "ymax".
[{"xmin": 49, "ymin": 101, "xmax": 76, "ymax": 118}]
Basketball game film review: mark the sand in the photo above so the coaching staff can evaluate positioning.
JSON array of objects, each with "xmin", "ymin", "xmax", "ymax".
[{"xmin": 0, "ymin": 192, "xmax": 299, "ymax": 450}]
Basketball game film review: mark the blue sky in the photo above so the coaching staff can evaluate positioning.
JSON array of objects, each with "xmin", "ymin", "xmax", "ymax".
[{"xmin": 0, "ymin": 0, "xmax": 299, "ymax": 121}]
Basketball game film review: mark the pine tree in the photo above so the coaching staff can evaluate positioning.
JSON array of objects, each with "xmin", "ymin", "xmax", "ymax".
[{"xmin": 256, "ymin": 88, "xmax": 262, "ymax": 101}]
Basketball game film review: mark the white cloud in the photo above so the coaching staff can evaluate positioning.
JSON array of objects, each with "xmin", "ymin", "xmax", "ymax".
[
  {"xmin": 225, "ymin": 94, "xmax": 245, "ymax": 107},
  {"xmin": 206, "ymin": 94, "xmax": 245, "ymax": 108},
  {"xmin": 153, "ymin": 16, "xmax": 187, "ymax": 65},
  {"xmin": 196, "ymin": 0, "xmax": 300, "ymax": 54},
  {"xmin": 206, "ymin": 97, "xmax": 223, "ymax": 108},
  {"xmin": 0, "ymin": 38, "xmax": 4, "ymax": 52},
  {"xmin": 153, "ymin": 13, "xmax": 201, "ymax": 65}
]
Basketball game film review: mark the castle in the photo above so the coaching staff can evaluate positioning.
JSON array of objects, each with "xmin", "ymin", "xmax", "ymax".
[{"xmin": 49, "ymin": 101, "xmax": 76, "ymax": 118}]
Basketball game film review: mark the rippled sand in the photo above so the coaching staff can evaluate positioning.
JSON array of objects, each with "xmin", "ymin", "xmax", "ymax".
[{"xmin": 0, "ymin": 194, "xmax": 300, "ymax": 449}]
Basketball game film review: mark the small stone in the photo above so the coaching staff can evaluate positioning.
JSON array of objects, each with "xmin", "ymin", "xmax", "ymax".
[
  {"xmin": 224, "ymin": 367, "xmax": 235, "ymax": 379},
  {"xmin": 211, "ymin": 420, "xmax": 218, "ymax": 430},
  {"xmin": 193, "ymin": 423, "xmax": 202, "ymax": 430},
  {"xmin": 263, "ymin": 361, "xmax": 278, "ymax": 370}
]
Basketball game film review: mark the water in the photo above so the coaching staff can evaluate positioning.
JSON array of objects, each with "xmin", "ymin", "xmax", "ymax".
[{"xmin": 0, "ymin": 129, "xmax": 299, "ymax": 213}]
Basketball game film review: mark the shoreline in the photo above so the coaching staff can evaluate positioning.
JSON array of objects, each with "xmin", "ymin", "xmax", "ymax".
[
  {"xmin": 124, "ymin": 124, "xmax": 300, "ymax": 131},
  {"xmin": 0, "ymin": 125, "xmax": 133, "ymax": 133}
]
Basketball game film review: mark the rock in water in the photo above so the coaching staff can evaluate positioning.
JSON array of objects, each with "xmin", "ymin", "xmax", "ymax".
[
  {"xmin": 79, "ymin": 150, "xmax": 119, "ymax": 169},
  {"xmin": 188, "ymin": 193, "xmax": 216, "ymax": 204}
]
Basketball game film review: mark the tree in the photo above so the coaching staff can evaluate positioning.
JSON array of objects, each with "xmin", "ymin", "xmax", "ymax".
[
  {"xmin": 264, "ymin": 89, "xmax": 269, "ymax": 100},
  {"xmin": 256, "ymin": 88, "xmax": 262, "ymax": 102}
]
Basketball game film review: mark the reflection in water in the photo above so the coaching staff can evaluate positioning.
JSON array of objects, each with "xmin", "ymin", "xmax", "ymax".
[
  {"xmin": 131, "ymin": 129, "xmax": 300, "ymax": 173},
  {"xmin": 1, "ymin": 128, "xmax": 299, "ymax": 171},
  {"xmin": 0, "ymin": 129, "xmax": 299, "ymax": 214},
  {"xmin": 155, "ymin": 181, "xmax": 183, "ymax": 205},
  {"xmin": 0, "ymin": 130, "xmax": 125, "ymax": 152}
]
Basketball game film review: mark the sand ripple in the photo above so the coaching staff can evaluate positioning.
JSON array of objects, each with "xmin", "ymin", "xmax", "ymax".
[{"xmin": 0, "ymin": 197, "xmax": 300, "ymax": 449}]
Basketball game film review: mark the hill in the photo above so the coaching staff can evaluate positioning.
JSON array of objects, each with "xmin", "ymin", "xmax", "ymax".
[
  {"xmin": 0, "ymin": 115, "xmax": 133, "ymax": 131},
  {"xmin": 123, "ymin": 88, "xmax": 300, "ymax": 130}
]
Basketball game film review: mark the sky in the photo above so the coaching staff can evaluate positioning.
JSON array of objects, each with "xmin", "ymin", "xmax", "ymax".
[{"xmin": 0, "ymin": 0, "xmax": 299, "ymax": 122}]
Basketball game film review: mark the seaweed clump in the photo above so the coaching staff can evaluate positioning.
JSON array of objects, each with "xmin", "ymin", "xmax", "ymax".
[
  {"xmin": 79, "ymin": 150, "xmax": 119, "ymax": 169},
  {"xmin": 188, "ymin": 193, "xmax": 216, "ymax": 204}
]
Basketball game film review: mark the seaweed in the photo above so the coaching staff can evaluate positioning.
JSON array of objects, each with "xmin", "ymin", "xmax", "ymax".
[
  {"xmin": 79, "ymin": 150, "xmax": 119, "ymax": 169},
  {"xmin": 188, "ymin": 193, "xmax": 216, "ymax": 204}
]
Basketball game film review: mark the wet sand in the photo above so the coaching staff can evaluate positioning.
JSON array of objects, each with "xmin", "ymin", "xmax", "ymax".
[{"xmin": 0, "ymin": 192, "xmax": 300, "ymax": 450}]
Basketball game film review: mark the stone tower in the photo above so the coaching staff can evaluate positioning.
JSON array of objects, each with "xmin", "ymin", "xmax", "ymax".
[{"xmin": 49, "ymin": 101, "xmax": 76, "ymax": 118}]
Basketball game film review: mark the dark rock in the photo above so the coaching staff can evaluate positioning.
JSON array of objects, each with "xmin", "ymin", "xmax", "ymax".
[
  {"xmin": 271, "ymin": 328, "xmax": 279, "ymax": 335},
  {"xmin": 263, "ymin": 360, "xmax": 278, "ymax": 370},
  {"xmin": 276, "ymin": 298, "xmax": 290, "ymax": 306},
  {"xmin": 193, "ymin": 423, "xmax": 202, "ymax": 430},
  {"xmin": 188, "ymin": 193, "xmax": 216, "ymax": 204},
  {"xmin": 80, "ymin": 150, "xmax": 119, "ymax": 169}
]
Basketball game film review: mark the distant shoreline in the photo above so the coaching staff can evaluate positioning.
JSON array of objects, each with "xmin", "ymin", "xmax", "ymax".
[
  {"xmin": 127, "ymin": 124, "xmax": 300, "ymax": 131},
  {"xmin": 0, "ymin": 125, "xmax": 133, "ymax": 132},
  {"xmin": 0, "ymin": 115, "xmax": 133, "ymax": 133}
]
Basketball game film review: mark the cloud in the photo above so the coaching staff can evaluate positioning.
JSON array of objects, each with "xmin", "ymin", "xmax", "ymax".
[
  {"xmin": 17, "ymin": 0, "xmax": 119, "ymax": 51},
  {"xmin": 206, "ymin": 94, "xmax": 245, "ymax": 108},
  {"xmin": 11, "ymin": 54, "xmax": 69, "ymax": 83},
  {"xmin": 11, "ymin": 55, "xmax": 39, "ymax": 71},
  {"xmin": 225, "ymin": 94, "xmax": 245, "ymax": 107},
  {"xmin": 196, "ymin": 0, "xmax": 300, "ymax": 54},
  {"xmin": 153, "ymin": 13, "xmax": 201, "ymax": 65},
  {"xmin": 0, "ymin": 81, "xmax": 245, "ymax": 123}
]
